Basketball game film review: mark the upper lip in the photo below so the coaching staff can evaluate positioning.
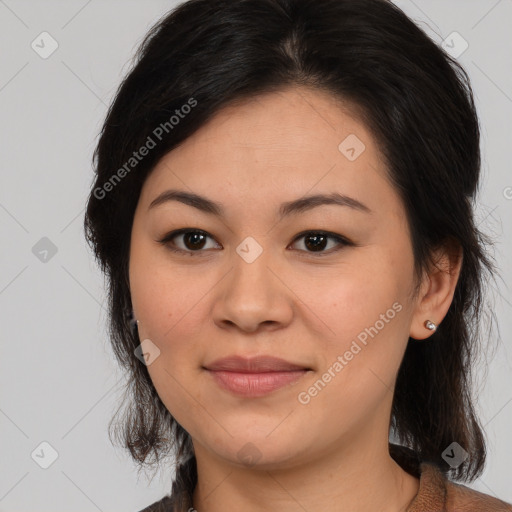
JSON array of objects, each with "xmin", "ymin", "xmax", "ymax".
[{"xmin": 204, "ymin": 355, "xmax": 310, "ymax": 373}]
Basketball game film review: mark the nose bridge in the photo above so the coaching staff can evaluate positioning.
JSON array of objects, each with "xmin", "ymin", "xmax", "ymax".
[
  {"xmin": 212, "ymin": 236, "xmax": 292, "ymax": 331},
  {"xmin": 229, "ymin": 237, "xmax": 276, "ymax": 300}
]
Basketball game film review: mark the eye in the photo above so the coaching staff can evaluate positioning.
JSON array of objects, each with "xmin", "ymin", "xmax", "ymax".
[
  {"xmin": 158, "ymin": 229, "xmax": 353, "ymax": 256},
  {"xmin": 158, "ymin": 228, "xmax": 221, "ymax": 255},
  {"xmin": 288, "ymin": 230, "xmax": 353, "ymax": 256}
]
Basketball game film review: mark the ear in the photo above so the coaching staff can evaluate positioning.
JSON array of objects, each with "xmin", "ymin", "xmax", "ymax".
[{"xmin": 409, "ymin": 239, "xmax": 463, "ymax": 340}]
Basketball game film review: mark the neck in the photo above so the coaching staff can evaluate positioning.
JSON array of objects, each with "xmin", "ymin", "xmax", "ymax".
[{"xmin": 191, "ymin": 432, "xmax": 419, "ymax": 512}]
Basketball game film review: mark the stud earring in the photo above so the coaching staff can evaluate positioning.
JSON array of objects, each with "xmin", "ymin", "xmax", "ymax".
[
  {"xmin": 128, "ymin": 310, "xmax": 139, "ymax": 330},
  {"xmin": 424, "ymin": 319, "xmax": 437, "ymax": 332}
]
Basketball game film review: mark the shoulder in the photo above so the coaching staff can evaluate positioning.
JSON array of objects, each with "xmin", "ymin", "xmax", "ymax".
[
  {"xmin": 412, "ymin": 461, "xmax": 512, "ymax": 512},
  {"xmin": 136, "ymin": 492, "xmax": 194, "ymax": 512},
  {"xmin": 445, "ymin": 479, "xmax": 512, "ymax": 512},
  {"xmin": 137, "ymin": 495, "xmax": 174, "ymax": 512},
  {"xmin": 389, "ymin": 444, "xmax": 512, "ymax": 512}
]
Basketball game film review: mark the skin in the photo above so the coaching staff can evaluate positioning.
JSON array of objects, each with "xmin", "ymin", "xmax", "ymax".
[{"xmin": 129, "ymin": 86, "xmax": 462, "ymax": 512}]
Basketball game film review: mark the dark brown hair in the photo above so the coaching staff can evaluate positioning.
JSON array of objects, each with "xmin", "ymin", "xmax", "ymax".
[{"xmin": 84, "ymin": 0, "xmax": 498, "ymax": 506}]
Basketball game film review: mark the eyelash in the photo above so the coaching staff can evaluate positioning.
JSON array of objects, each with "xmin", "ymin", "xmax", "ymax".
[{"xmin": 157, "ymin": 228, "xmax": 354, "ymax": 257}]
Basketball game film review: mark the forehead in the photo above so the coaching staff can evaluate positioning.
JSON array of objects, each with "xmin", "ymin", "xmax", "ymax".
[
  {"xmin": 175, "ymin": 87, "xmax": 373, "ymax": 163},
  {"xmin": 139, "ymin": 86, "xmax": 401, "ymax": 220}
]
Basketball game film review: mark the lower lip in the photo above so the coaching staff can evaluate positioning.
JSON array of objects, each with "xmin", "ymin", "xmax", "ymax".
[{"xmin": 206, "ymin": 370, "xmax": 308, "ymax": 397}]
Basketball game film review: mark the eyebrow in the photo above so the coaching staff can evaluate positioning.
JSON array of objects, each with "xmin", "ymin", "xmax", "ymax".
[{"xmin": 148, "ymin": 189, "xmax": 372, "ymax": 217}]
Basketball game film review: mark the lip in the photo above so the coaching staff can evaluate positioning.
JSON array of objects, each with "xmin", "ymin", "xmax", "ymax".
[
  {"xmin": 204, "ymin": 355, "xmax": 311, "ymax": 397},
  {"xmin": 204, "ymin": 355, "xmax": 310, "ymax": 372}
]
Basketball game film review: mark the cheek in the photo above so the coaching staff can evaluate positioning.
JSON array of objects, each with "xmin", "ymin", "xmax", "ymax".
[
  {"xmin": 320, "ymin": 260, "xmax": 401, "ymax": 328},
  {"xmin": 130, "ymin": 258, "xmax": 213, "ymax": 430},
  {"xmin": 313, "ymin": 251, "xmax": 413, "ymax": 378},
  {"xmin": 297, "ymin": 277, "xmax": 410, "ymax": 428},
  {"xmin": 129, "ymin": 234, "xmax": 206, "ymax": 342},
  {"xmin": 133, "ymin": 271, "xmax": 210, "ymax": 367},
  {"xmin": 130, "ymin": 257, "xmax": 221, "ymax": 426}
]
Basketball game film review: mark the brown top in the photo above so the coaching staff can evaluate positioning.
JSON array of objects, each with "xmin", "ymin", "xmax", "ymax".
[
  {"xmin": 390, "ymin": 446, "xmax": 512, "ymax": 512},
  {"xmin": 139, "ymin": 443, "xmax": 512, "ymax": 511}
]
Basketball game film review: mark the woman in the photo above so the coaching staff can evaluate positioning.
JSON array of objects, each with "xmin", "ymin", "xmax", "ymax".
[{"xmin": 84, "ymin": 0, "xmax": 512, "ymax": 510}]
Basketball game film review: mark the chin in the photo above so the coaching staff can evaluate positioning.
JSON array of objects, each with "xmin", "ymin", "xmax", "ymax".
[{"xmin": 201, "ymin": 430, "xmax": 308, "ymax": 470}]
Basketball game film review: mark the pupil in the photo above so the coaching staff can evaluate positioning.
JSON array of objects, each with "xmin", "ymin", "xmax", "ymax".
[
  {"xmin": 305, "ymin": 234, "xmax": 327, "ymax": 251},
  {"xmin": 185, "ymin": 232, "xmax": 206, "ymax": 250}
]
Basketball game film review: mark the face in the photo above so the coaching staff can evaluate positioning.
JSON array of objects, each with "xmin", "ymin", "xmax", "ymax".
[{"xmin": 129, "ymin": 86, "xmax": 420, "ymax": 470}]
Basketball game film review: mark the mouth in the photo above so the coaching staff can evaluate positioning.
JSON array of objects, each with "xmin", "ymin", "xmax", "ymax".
[{"xmin": 203, "ymin": 355, "xmax": 312, "ymax": 397}]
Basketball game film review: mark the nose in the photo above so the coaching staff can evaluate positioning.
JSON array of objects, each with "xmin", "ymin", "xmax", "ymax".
[{"xmin": 212, "ymin": 248, "xmax": 294, "ymax": 333}]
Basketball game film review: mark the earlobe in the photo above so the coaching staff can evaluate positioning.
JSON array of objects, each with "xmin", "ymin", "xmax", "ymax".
[{"xmin": 409, "ymin": 242, "xmax": 463, "ymax": 341}]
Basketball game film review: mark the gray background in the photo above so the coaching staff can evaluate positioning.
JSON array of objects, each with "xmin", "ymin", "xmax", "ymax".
[{"xmin": 0, "ymin": 1, "xmax": 511, "ymax": 511}]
